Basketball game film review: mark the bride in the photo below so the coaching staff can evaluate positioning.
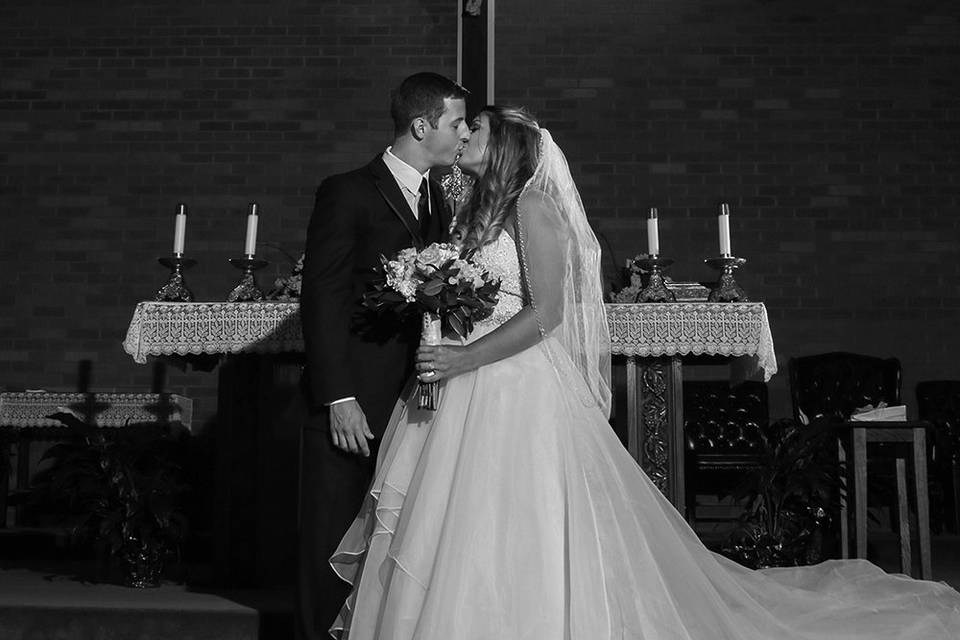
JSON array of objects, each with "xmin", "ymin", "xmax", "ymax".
[{"xmin": 329, "ymin": 106, "xmax": 960, "ymax": 639}]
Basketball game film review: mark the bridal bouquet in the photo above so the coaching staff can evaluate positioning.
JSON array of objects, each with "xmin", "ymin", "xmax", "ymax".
[{"xmin": 363, "ymin": 242, "xmax": 501, "ymax": 409}]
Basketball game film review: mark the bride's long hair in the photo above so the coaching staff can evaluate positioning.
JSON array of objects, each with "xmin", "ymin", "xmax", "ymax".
[{"xmin": 454, "ymin": 106, "xmax": 540, "ymax": 251}]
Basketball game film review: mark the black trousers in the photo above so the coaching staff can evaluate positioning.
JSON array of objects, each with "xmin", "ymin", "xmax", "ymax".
[{"xmin": 296, "ymin": 411, "xmax": 380, "ymax": 640}]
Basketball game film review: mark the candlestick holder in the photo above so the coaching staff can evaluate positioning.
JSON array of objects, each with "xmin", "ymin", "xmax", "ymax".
[
  {"xmin": 704, "ymin": 256, "xmax": 749, "ymax": 302},
  {"xmin": 633, "ymin": 256, "xmax": 677, "ymax": 303},
  {"xmin": 227, "ymin": 257, "xmax": 269, "ymax": 302},
  {"xmin": 155, "ymin": 256, "xmax": 197, "ymax": 302}
]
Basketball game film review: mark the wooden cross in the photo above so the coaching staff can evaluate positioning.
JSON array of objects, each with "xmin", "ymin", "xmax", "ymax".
[{"xmin": 459, "ymin": 0, "xmax": 494, "ymax": 116}]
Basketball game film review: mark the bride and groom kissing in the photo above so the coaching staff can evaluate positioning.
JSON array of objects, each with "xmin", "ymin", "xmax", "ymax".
[{"xmin": 296, "ymin": 72, "xmax": 960, "ymax": 639}]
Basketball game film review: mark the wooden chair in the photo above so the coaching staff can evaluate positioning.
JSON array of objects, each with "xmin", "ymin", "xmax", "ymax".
[
  {"xmin": 684, "ymin": 380, "xmax": 768, "ymax": 527},
  {"xmin": 916, "ymin": 380, "xmax": 960, "ymax": 533},
  {"xmin": 789, "ymin": 352, "xmax": 932, "ymax": 579}
]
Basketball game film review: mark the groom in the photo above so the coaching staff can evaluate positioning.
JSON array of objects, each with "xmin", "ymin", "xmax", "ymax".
[{"xmin": 297, "ymin": 72, "xmax": 470, "ymax": 639}]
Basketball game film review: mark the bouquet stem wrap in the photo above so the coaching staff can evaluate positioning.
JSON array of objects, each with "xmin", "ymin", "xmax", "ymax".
[{"xmin": 418, "ymin": 312, "xmax": 442, "ymax": 410}]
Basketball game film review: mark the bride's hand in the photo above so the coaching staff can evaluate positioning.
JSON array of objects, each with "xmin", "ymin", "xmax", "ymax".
[{"xmin": 416, "ymin": 344, "xmax": 475, "ymax": 382}]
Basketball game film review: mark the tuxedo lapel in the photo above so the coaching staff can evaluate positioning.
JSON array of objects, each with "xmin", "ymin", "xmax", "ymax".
[{"xmin": 367, "ymin": 156, "xmax": 423, "ymax": 249}]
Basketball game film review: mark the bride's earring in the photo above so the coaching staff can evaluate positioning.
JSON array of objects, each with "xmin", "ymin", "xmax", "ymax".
[{"xmin": 441, "ymin": 153, "xmax": 469, "ymax": 202}]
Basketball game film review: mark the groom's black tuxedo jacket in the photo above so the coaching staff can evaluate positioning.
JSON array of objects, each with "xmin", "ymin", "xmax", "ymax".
[{"xmin": 300, "ymin": 154, "xmax": 452, "ymax": 436}]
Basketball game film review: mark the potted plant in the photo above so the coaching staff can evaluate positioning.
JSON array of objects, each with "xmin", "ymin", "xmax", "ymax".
[
  {"xmin": 31, "ymin": 408, "xmax": 189, "ymax": 587},
  {"xmin": 721, "ymin": 416, "xmax": 844, "ymax": 569}
]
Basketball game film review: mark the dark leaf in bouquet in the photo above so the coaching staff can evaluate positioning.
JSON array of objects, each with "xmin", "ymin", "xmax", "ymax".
[
  {"xmin": 416, "ymin": 290, "xmax": 441, "ymax": 313},
  {"xmin": 376, "ymin": 285, "xmax": 403, "ymax": 298},
  {"xmin": 475, "ymin": 283, "xmax": 499, "ymax": 303},
  {"xmin": 461, "ymin": 312, "xmax": 475, "ymax": 335},
  {"xmin": 458, "ymin": 297, "xmax": 484, "ymax": 310},
  {"xmin": 447, "ymin": 310, "xmax": 468, "ymax": 339},
  {"xmin": 421, "ymin": 279, "xmax": 445, "ymax": 296},
  {"xmin": 361, "ymin": 292, "xmax": 382, "ymax": 310},
  {"xmin": 380, "ymin": 291, "xmax": 408, "ymax": 305},
  {"xmin": 362, "ymin": 287, "xmax": 411, "ymax": 317},
  {"xmin": 363, "ymin": 285, "xmax": 396, "ymax": 301}
]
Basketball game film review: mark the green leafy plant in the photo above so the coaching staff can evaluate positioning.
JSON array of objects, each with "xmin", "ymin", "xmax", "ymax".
[
  {"xmin": 721, "ymin": 417, "xmax": 844, "ymax": 569},
  {"xmin": 31, "ymin": 409, "xmax": 189, "ymax": 587}
]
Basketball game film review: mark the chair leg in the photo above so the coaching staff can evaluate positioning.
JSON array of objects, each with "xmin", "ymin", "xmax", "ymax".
[
  {"xmin": 895, "ymin": 458, "xmax": 912, "ymax": 575},
  {"xmin": 15, "ymin": 437, "xmax": 30, "ymax": 528},
  {"xmin": 0, "ymin": 438, "xmax": 9, "ymax": 529},
  {"xmin": 838, "ymin": 439, "xmax": 849, "ymax": 559},
  {"xmin": 684, "ymin": 456, "xmax": 697, "ymax": 526},
  {"xmin": 686, "ymin": 491, "xmax": 697, "ymax": 527},
  {"xmin": 913, "ymin": 429, "xmax": 932, "ymax": 580},
  {"xmin": 951, "ymin": 457, "xmax": 960, "ymax": 534},
  {"xmin": 853, "ymin": 428, "xmax": 868, "ymax": 559}
]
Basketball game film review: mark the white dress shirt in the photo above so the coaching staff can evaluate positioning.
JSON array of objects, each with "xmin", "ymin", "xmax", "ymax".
[{"xmin": 382, "ymin": 146, "xmax": 431, "ymax": 219}]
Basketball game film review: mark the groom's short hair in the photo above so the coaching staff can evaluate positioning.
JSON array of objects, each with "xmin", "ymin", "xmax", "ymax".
[{"xmin": 390, "ymin": 72, "xmax": 469, "ymax": 135}]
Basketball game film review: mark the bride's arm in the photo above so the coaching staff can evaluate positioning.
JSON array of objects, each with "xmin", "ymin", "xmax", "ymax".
[
  {"xmin": 415, "ymin": 195, "xmax": 565, "ymax": 381},
  {"xmin": 416, "ymin": 305, "xmax": 541, "ymax": 379}
]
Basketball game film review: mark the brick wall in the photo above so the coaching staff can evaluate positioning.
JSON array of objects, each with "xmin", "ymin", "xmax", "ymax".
[
  {"xmin": 2, "ymin": 0, "xmax": 958, "ymax": 428},
  {"xmin": 496, "ymin": 0, "xmax": 960, "ymax": 418},
  {"xmin": 0, "ymin": 0, "xmax": 458, "ymax": 431}
]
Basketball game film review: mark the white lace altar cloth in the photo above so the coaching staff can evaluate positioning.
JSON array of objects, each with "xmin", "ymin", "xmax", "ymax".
[
  {"xmin": 606, "ymin": 302, "xmax": 777, "ymax": 381},
  {"xmin": 122, "ymin": 301, "xmax": 776, "ymax": 381},
  {"xmin": 0, "ymin": 392, "xmax": 193, "ymax": 430},
  {"xmin": 122, "ymin": 301, "xmax": 303, "ymax": 364}
]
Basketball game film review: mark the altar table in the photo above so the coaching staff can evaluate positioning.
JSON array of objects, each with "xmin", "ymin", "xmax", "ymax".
[
  {"xmin": 123, "ymin": 301, "xmax": 776, "ymax": 576},
  {"xmin": 123, "ymin": 301, "xmax": 776, "ymax": 500},
  {"xmin": 605, "ymin": 303, "xmax": 776, "ymax": 515},
  {"xmin": 124, "ymin": 301, "xmax": 304, "ymax": 586},
  {"xmin": 123, "ymin": 301, "xmax": 302, "ymax": 363}
]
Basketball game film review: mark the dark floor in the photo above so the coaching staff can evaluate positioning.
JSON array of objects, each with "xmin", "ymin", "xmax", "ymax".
[
  {"xmin": 1, "ymin": 525, "xmax": 959, "ymax": 640},
  {"xmin": 690, "ymin": 499, "xmax": 960, "ymax": 589},
  {"xmin": 868, "ymin": 532, "xmax": 960, "ymax": 589},
  {"xmin": 0, "ymin": 528, "xmax": 291, "ymax": 639}
]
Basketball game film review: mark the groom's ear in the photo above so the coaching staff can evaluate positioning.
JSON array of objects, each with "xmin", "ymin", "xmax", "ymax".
[{"xmin": 410, "ymin": 117, "xmax": 428, "ymax": 141}]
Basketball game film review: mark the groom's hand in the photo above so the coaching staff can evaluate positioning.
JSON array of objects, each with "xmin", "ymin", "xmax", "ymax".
[{"xmin": 329, "ymin": 400, "xmax": 375, "ymax": 457}]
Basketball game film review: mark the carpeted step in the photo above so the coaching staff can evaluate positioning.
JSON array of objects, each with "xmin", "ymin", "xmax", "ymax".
[{"xmin": 0, "ymin": 568, "xmax": 264, "ymax": 640}]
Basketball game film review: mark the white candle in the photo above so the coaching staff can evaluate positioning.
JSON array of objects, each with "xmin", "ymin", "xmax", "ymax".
[
  {"xmin": 646, "ymin": 207, "xmax": 660, "ymax": 257},
  {"xmin": 244, "ymin": 202, "xmax": 259, "ymax": 257},
  {"xmin": 173, "ymin": 203, "xmax": 187, "ymax": 255},
  {"xmin": 718, "ymin": 202, "xmax": 731, "ymax": 257}
]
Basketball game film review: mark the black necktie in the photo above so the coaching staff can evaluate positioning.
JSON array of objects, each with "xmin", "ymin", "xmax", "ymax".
[{"xmin": 418, "ymin": 178, "xmax": 432, "ymax": 239}]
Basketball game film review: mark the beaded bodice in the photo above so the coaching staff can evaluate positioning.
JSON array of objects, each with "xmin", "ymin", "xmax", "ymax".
[{"xmin": 473, "ymin": 231, "xmax": 524, "ymax": 329}]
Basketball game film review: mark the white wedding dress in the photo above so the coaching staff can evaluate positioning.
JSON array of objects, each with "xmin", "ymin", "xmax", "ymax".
[{"xmin": 329, "ymin": 230, "xmax": 960, "ymax": 639}]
